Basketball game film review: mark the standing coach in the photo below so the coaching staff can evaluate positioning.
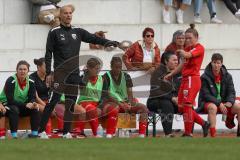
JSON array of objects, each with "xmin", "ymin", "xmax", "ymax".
[{"xmin": 38, "ymin": 4, "xmax": 119, "ymax": 138}]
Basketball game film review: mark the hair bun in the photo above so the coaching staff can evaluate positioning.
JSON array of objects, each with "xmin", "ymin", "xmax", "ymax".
[
  {"xmin": 33, "ymin": 59, "xmax": 38, "ymax": 65},
  {"xmin": 190, "ymin": 24, "xmax": 195, "ymax": 29}
]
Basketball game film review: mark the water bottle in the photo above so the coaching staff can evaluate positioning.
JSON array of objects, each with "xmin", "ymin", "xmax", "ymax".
[
  {"xmin": 118, "ymin": 128, "xmax": 125, "ymax": 138},
  {"xmin": 124, "ymin": 129, "xmax": 130, "ymax": 138},
  {"xmin": 97, "ymin": 124, "xmax": 104, "ymax": 137}
]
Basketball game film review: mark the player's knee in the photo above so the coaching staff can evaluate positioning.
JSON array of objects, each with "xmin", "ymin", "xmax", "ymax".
[
  {"xmin": 207, "ymin": 103, "xmax": 217, "ymax": 114},
  {"xmin": 74, "ymin": 104, "xmax": 86, "ymax": 114},
  {"xmin": 233, "ymin": 103, "xmax": 240, "ymax": 113}
]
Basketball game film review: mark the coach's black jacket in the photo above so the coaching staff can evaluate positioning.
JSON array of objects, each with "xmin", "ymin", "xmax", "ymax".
[
  {"xmin": 45, "ymin": 24, "xmax": 111, "ymax": 76},
  {"xmin": 197, "ymin": 63, "xmax": 236, "ymax": 113}
]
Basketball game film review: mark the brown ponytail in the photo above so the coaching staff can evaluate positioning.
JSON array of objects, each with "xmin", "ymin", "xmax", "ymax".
[
  {"xmin": 34, "ymin": 57, "xmax": 45, "ymax": 67},
  {"xmin": 186, "ymin": 23, "xmax": 199, "ymax": 38}
]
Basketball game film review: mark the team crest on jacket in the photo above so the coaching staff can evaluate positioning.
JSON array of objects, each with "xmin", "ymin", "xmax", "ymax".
[
  {"xmin": 72, "ymin": 34, "xmax": 77, "ymax": 40},
  {"xmin": 53, "ymin": 83, "xmax": 59, "ymax": 89},
  {"xmin": 183, "ymin": 89, "xmax": 188, "ymax": 97}
]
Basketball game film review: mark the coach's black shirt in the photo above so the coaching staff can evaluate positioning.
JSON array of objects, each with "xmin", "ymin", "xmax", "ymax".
[
  {"xmin": 45, "ymin": 24, "xmax": 110, "ymax": 75},
  {"xmin": 30, "ymin": 72, "xmax": 49, "ymax": 101}
]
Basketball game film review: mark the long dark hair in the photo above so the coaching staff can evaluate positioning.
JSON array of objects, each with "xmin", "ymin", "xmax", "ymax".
[
  {"xmin": 160, "ymin": 51, "xmax": 176, "ymax": 66},
  {"xmin": 34, "ymin": 57, "xmax": 45, "ymax": 66}
]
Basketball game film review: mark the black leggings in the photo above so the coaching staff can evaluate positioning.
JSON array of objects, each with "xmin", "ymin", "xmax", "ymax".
[
  {"xmin": 147, "ymin": 98, "xmax": 178, "ymax": 135},
  {"xmin": 7, "ymin": 104, "xmax": 40, "ymax": 133},
  {"xmin": 39, "ymin": 73, "xmax": 79, "ymax": 134},
  {"xmin": 223, "ymin": 0, "xmax": 240, "ymax": 14}
]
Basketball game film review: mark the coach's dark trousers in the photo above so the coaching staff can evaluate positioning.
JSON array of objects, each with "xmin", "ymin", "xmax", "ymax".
[{"xmin": 39, "ymin": 70, "xmax": 80, "ymax": 135}]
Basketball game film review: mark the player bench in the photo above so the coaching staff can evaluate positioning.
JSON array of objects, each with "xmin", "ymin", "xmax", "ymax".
[
  {"xmin": 146, "ymin": 97, "xmax": 240, "ymax": 137},
  {"xmin": 5, "ymin": 113, "xmax": 136, "ymax": 133}
]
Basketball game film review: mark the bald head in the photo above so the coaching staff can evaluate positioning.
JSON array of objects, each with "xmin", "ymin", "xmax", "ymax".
[{"xmin": 60, "ymin": 5, "xmax": 75, "ymax": 27}]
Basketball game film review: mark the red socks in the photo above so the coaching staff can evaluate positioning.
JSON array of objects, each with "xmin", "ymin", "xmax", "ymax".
[
  {"xmin": 75, "ymin": 121, "xmax": 85, "ymax": 133},
  {"xmin": 85, "ymin": 104, "xmax": 99, "ymax": 136},
  {"xmin": 183, "ymin": 106, "xmax": 205, "ymax": 135},
  {"xmin": 183, "ymin": 106, "xmax": 194, "ymax": 135},
  {"xmin": 210, "ymin": 127, "xmax": 216, "ymax": 137},
  {"xmin": 106, "ymin": 106, "xmax": 119, "ymax": 135},
  {"xmin": 56, "ymin": 115, "xmax": 64, "ymax": 130},
  {"xmin": 89, "ymin": 119, "xmax": 98, "ymax": 136},
  {"xmin": 0, "ymin": 128, "xmax": 5, "ymax": 137},
  {"xmin": 139, "ymin": 121, "xmax": 147, "ymax": 135},
  {"xmin": 45, "ymin": 118, "xmax": 52, "ymax": 134},
  {"xmin": 192, "ymin": 110, "xmax": 204, "ymax": 126}
]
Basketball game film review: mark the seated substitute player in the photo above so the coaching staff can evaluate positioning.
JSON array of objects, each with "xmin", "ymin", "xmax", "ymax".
[
  {"xmin": 0, "ymin": 60, "xmax": 40, "ymax": 138},
  {"xmin": 74, "ymin": 58, "xmax": 103, "ymax": 137},
  {"xmin": 102, "ymin": 57, "xmax": 149, "ymax": 138},
  {"xmin": 198, "ymin": 53, "xmax": 240, "ymax": 137}
]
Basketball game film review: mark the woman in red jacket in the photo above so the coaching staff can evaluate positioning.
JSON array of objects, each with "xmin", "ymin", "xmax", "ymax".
[
  {"xmin": 166, "ymin": 24, "xmax": 210, "ymax": 137},
  {"xmin": 122, "ymin": 27, "xmax": 161, "ymax": 73}
]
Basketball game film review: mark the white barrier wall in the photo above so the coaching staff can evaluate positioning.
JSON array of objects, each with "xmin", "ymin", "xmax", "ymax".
[{"xmin": 0, "ymin": 24, "xmax": 240, "ymax": 72}]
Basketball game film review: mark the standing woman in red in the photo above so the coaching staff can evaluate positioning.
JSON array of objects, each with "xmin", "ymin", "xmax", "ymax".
[{"xmin": 166, "ymin": 24, "xmax": 210, "ymax": 137}]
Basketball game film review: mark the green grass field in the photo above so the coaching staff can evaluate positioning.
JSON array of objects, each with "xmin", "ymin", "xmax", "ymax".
[{"xmin": 0, "ymin": 138, "xmax": 240, "ymax": 160}]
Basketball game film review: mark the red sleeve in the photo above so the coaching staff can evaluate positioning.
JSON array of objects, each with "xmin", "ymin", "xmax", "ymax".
[
  {"xmin": 122, "ymin": 42, "xmax": 138, "ymax": 70},
  {"xmin": 190, "ymin": 44, "xmax": 204, "ymax": 57},
  {"xmin": 154, "ymin": 48, "xmax": 161, "ymax": 66}
]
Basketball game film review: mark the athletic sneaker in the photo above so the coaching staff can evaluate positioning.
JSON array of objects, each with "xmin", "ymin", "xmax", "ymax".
[
  {"xmin": 235, "ymin": 10, "xmax": 240, "ymax": 17},
  {"xmin": 163, "ymin": 9, "xmax": 171, "ymax": 24},
  {"xmin": 181, "ymin": 133, "xmax": 193, "ymax": 138},
  {"xmin": 76, "ymin": 131, "xmax": 87, "ymax": 139},
  {"xmin": 210, "ymin": 15, "xmax": 222, "ymax": 24},
  {"xmin": 164, "ymin": 134, "xmax": 175, "ymax": 138},
  {"xmin": 62, "ymin": 132, "xmax": 73, "ymax": 139},
  {"xmin": 225, "ymin": 116, "xmax": 235, "ymax": 129},
  {"xmin": 39, "ymin": 131, "xmax": 49, "ymax": 139},
  {"xmin": 106, "ymin": 134, "xmax": 113, "ymax": 139},
  {"xmin": 28, "ymin": 134, "xmax": 39, "ymax": 138},
  {"xmin": 202, "ymin": 121, "xmax": 210, "ymax": 137},
  {"xmin": 194, "ymin": 15, "xmax": 202, "ymax": 24},
  {"xmin": 176, "ymin": 9, "xmax": 184, "ymax": 24}
]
